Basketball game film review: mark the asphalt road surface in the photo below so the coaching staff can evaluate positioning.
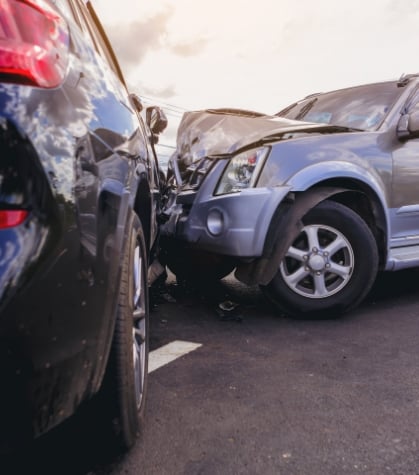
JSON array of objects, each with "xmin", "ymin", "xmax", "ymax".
[{"xmin": 5, "ymin": 269, "xmax": 419, "ymax": 475}]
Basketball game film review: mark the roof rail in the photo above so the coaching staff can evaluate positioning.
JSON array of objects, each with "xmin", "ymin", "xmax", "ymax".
[{"xmin": 397, "ymin": 73, "xmax": 419, "ymax": 87}]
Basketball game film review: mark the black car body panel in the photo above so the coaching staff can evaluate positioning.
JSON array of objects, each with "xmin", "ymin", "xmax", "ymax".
[{"xmin": 0, "ymin": 0, "xmax": 163, "ymax": 446}]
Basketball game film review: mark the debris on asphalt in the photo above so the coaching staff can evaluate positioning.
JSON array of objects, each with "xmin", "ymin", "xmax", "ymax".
[
  {"xmin": 216, "ymin": 300, "xmax": 243, "ymax": 322},
  {"xmin": 219, "ymin": 300, "xmax": 239, "ymax": 312},
  {"xmin": 160, "ymin": 292, "xmax": 177, "ymax": 303}
]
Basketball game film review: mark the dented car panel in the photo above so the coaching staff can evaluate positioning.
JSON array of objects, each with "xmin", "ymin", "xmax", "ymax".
[
  {"xmin": 173, "ymin": 108, "xmax": 336, "ymax": 162},
  {"xmin": 162, "ymin": 76, "xmax": 419, "ymax": 317}
]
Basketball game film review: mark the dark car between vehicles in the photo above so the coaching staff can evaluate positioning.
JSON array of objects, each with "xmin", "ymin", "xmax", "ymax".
[
  {"xmin": 0, "ymin": 0, "xmax": 167, "ymax": 451},
  {"xmin": 162, "ymin": 74, "xmax": 419, "ymax": 318}
]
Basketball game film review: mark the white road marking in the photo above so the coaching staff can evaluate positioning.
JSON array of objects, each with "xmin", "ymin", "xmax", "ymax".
[{"xmin": 148, "ymin": 340, "xmax": 202, "ymax": 373}]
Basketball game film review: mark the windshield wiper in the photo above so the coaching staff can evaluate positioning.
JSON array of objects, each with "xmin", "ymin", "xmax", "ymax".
[{"xmin": 295, "ymin": 97, "xmax": 318, "ymax": 120}]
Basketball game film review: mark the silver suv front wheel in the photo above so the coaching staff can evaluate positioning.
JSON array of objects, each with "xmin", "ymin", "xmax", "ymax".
[
  {"xmin": 262, "ymin": 200, "xmax": 378, "ymax": 319},
  {"xmin": 280, "ymin": 223, "xmax": 354, "ymax": 299}
]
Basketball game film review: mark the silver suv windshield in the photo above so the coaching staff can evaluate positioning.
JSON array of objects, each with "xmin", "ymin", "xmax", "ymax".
[{"xmin": 276, "ymin": 82, "xmax": 404, "ymax": 131}]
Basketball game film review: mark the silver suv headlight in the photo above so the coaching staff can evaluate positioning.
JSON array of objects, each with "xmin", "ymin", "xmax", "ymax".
[{"xmin": 215, "ymin": 146, "xmax": 270, "ymax": 195}]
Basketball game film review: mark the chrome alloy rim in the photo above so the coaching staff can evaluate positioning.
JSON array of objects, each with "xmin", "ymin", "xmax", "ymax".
[
  {"xmin": 132, "ymin": 244, "xmax": 146, "ymax": 408},
  {"xmin": 280, "ymin": 224, "xmax": 354, "ymax": 299}
]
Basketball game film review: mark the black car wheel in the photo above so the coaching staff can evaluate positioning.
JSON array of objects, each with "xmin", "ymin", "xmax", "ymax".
[
  {"xmin": 100, "ymin": 213, "xmax": 149, "ymax": 450},
  {"xmin": 262, "ymin": 200, "xmax": 378, "ymax": 318}
]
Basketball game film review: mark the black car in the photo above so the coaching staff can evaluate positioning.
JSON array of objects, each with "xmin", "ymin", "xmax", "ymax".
[{"xmin": 0, "ymin": 0, "xmax": 167, "ymax": 451}]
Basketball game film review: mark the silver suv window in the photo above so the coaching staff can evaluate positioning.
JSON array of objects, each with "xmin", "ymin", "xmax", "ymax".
[{"xmin": 277, "ymin": 82, "xmax": 404, "ymax": 131}]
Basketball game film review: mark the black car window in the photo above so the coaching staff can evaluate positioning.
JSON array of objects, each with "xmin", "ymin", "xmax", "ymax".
[
  {"xmin": 52, "ymin": 0, "xmax": 77, "ymax": 22},
  {"xmin": 277, "ymin": 83, "xmax": 404, "ymax": 131},
  {"xmin": 67, "ymin": 0, "xmax": 100, "ymax": 49},
  {"xmin": 73, "ymin": 1, "xmax": 126, "ymax": 86},
  {"xmin": 71, "ymin": 2, "xmax": 108, "ymax": 56}
]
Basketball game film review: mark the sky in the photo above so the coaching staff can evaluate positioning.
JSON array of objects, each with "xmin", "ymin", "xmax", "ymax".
[{"xmin": 93, "ymin": 0, "xmax": 419, "ymax": 150}]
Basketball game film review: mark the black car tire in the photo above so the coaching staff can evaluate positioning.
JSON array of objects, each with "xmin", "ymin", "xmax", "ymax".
[
  {"xmin": 95, "ymin": 213, "xmax": 149, "ymax": 451},
  {"xmin": 262, "ymin": 200, "xmax": 378, "ymax": 319}
]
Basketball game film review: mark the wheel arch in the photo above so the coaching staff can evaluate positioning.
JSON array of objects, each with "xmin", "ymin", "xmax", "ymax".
[
  {"xmin": 315, "ymin": 178, "xmax": 387, "ymax": 267},
  {"xmin": 235, "ymin": 179, "xmax": 388, "ymax": 286},
  {"xmin": 132, "ymin": 175, "xmax": 152, "ymax": 253},
  {"xmin": 90, "ymin": 183, "xmax": 133, "ymax": 394},
  {"xmin": 91, "ymin": 177, "xmax": 151, "ymax": 396}
]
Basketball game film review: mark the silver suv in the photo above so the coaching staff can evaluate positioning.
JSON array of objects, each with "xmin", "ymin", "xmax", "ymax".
[{"xmin": 162, "ymin": 74, "xmax": 419, "ymax": 318}]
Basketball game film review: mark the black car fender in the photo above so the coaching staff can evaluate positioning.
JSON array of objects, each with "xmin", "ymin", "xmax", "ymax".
[
  {"xmin": 235, "ymin": 186, "xmax": 350, "ymax": 286},
  {"xmin": 92, "ymin": 172, "xmax": 152, "ymax": 393}
]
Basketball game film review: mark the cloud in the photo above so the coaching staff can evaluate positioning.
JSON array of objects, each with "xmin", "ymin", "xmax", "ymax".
[
  {"xmin": 104, "ymin": 7, "xmax": 174, "ymax": 72},
  {"xmin": 131, "ymin": 82, "xmax": 177, "ymax": 101},
  {"xmin": 387, "ymin": 0, "xmax": 419, "ymax": 14},
  {"xmin": 170, "ymin": 37, "xmax": 208, "ymax": 57},
  {"xmin": 94, "ymin": 0, "xmax": 419, "ymax": 114}
]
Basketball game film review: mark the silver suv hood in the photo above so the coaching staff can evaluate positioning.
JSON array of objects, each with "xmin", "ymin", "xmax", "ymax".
[{"xmin": 174, "ymin": 108, "xmax": 348, "ymax": 162}]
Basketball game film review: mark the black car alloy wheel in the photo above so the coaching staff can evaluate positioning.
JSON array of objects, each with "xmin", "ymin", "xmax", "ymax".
[{"xmin": 132, "ymin": 234, "xmax": 147, "ymax": 409}]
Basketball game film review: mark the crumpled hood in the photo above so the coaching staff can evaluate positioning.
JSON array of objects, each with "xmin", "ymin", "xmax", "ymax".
[{"xmin": 173, "ymin": 108, "xmax": 340, "ymax": 163}]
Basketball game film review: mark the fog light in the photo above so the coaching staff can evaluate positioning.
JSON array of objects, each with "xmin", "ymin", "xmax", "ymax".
[{"xmin": 207, "ymin": 209, "xmax": 224, "ymax": 236}]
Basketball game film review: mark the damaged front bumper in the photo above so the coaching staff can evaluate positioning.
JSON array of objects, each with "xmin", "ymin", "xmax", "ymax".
[{"xmin": 162, "ymin": 159, "xmax": 291, "ymax": 258}]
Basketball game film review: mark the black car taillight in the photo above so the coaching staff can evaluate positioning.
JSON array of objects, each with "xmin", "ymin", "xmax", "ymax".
[
  {"xmin": 0, "ymin": 210, "xmax": 28, "ymax": 228},
  {"xmin": 0, "ymin": 0, "xmax": 69, "ymax": 88}
]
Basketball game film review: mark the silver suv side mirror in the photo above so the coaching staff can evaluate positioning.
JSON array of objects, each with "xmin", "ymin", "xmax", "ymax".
[
  {"xmin": 397, "ymin": 110, "xmax": 419, "ymax": 140},
  {"xmin": 397, "ymin": 110, "xmax": 419, "ymax": 139},
  {"xmin": 408, "ymin": 110, "xmax": 419, "ymax": 135}
]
